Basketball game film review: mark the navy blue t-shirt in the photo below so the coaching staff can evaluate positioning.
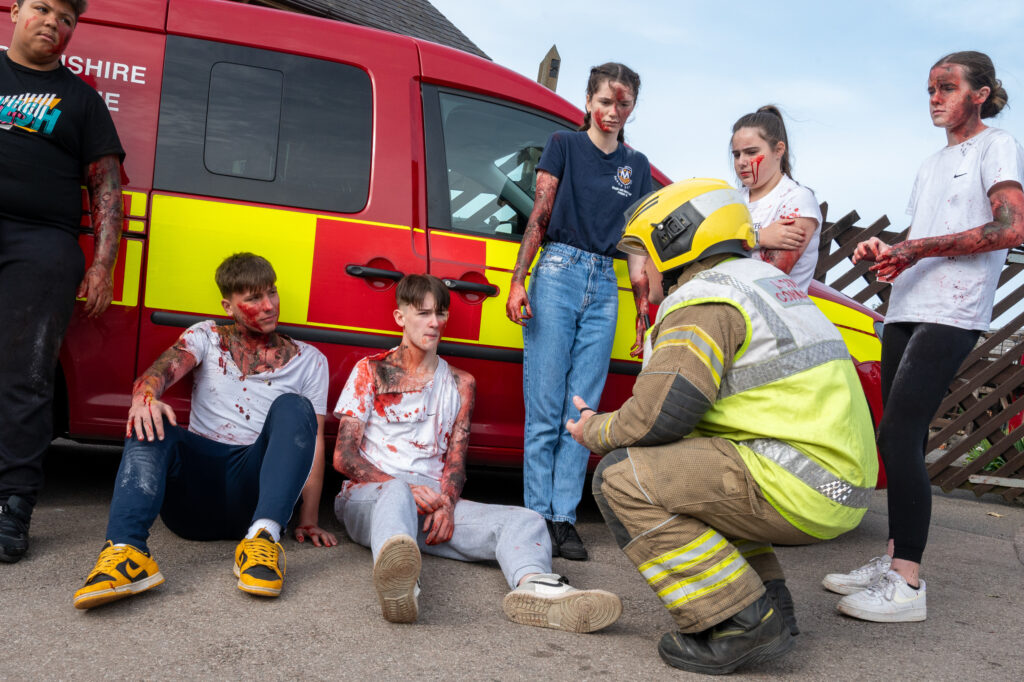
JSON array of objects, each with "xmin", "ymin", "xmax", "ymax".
[{"xmin": 536, "ymin": 130, "xmax": 652, "ymax": 257}]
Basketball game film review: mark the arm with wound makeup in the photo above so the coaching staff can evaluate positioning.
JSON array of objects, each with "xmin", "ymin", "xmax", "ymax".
[
  {"xmin": 867, "ymin": 182, "xmax": 1024, "ymax": 281},
  {"xmin": 127, "ymin": 334, "xmax": 199, "ymax": 440},
  {"xmin": 505, "ymin": 170, "xmax": 559, "ymax": 324},
  {"xmin": 332, "ymin": 416, "xmax": 393, "ymax": 483},
  {"xmin": 628, "ymin": 253, "xmax": 650, "ymax": 357},
  {"xmin": 758, "ymin": 216, "xmax": 817, "ymax": 274},
  {"xmin": 423, "ymin": 368, "xmax": 475, "ymax": 545},
  {"xmin": 78, "ymin": 154, "xmax": 124, "ymax": 317}
]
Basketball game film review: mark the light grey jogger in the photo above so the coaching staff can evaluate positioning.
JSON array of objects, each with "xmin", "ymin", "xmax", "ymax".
[{"xmin": 335, "ymin": 475, "xmax": 551, "ymax": 588}]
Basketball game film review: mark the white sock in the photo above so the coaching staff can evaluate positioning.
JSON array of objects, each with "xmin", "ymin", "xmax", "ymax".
[{"xmin": 246, "ymin": 519, "xmax": 281, "ymax": 542}]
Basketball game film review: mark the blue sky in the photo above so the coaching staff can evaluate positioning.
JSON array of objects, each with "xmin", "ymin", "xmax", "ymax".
[{"xmin": 432, "ymin": 0, "xmax": 1024, "ymax": 242}]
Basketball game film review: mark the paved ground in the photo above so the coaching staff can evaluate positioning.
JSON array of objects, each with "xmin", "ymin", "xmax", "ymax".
[{"xmin": 2, "ymin": 440, "xmax": 1023, "ymax": 680}]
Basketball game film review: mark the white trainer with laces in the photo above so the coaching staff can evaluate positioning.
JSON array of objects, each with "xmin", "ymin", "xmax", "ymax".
[
  {"xmin": 836, "ymin": 570, "xmax": 926, "ymax": 622},
  {"xmin": 822, "ymin": 555, "xmax": 891, "ymax": 595},
  {"xmin": 502, "ymin": 573, "xmax": 621, "ymax": 633}
]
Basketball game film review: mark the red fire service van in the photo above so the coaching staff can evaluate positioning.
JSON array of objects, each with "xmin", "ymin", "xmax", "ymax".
[{"xmin": 0, "ymin": 0, "xmax": 884, "ymax": 477}]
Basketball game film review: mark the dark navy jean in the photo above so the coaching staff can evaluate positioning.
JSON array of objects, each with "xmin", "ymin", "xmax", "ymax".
[
  {"xmin": 105, "ymin": 393, "xmax": 316, "ymax": 552},
  {"xmin": 522, "ymin": 242, "xmax": 619, "ymax": 524}
]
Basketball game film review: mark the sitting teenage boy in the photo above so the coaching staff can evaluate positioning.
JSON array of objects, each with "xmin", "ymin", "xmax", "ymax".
[
  {"xmin": 73, "ymin": 253, "xmax": 336, "ymax": 609},
  {"xmin": 333, "ymin": 274, "xmax": 621, "ymax": 632}
]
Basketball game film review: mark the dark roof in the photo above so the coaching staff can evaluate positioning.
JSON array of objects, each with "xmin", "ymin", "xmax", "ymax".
[{"xmin": 268, "ymin": 0, "xmax": 489, "ymax": 59}]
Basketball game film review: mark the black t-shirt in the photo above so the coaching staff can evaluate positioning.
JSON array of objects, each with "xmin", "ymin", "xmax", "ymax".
[{"xmin": 0, "ymin": 51, "xmax": 124, "ymax": 234}]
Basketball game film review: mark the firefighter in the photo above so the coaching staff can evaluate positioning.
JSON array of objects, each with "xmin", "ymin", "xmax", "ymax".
[{"xmin": 566, "ymin": 178, "xmax": 877, "ymax": 675}]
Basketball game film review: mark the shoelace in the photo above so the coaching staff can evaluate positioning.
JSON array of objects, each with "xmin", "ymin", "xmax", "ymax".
[
  {"xmin": 862, "ymin": 571, "xmax": 899, "ymax": 600},
  {"xmin": 852, "ymin": 556, "xmax": 890, "ymax": 578},
  {"xmin": 242, "ymin": 536, "xmax": 279, "ymax": 567},
  {"xmin": 91, "ymin": 545, "xmax": 134, "ymax": 576}
]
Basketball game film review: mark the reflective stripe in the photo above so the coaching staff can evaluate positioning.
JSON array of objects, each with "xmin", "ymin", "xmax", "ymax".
[
  {"xmin": 639, "ymin": 529, "xmax": 727, "ymax": 583},
  {"xmin": 653, "ymin": 325, "xmax": 725, "ymax": 385},
  {"xmin": 733, "ymin": 539, "xmax": 774, "ymax": 559},
  {"xmin": 689, "ymin": 188, "xmax": 745, "ymax": 221},
  {"xmin": 720, "ymin": 339, "xmax": 850, "ymax": 398},
  {"xmin": 696, "ymin": 270, "xmax": 795, "ymax": 352},
  {"xmin": 741, "ymin": 438, "xmax": 874, "ymax": 508},
  {"xmin": 657, "ymin": 549, "xmax": 751, "ymax": 609}
]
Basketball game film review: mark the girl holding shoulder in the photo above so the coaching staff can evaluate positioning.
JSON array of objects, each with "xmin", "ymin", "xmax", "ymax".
[
  {"xmin": 505, "ymin": 63, "xmax": 653, "ymax": 560},
  {"xmin": 827, "ymin": 51, "xmax": 1024, "ymax": 622},
  {"xmin": 731, "ymin": 105, "xmax": 822, "ymax": 290}
]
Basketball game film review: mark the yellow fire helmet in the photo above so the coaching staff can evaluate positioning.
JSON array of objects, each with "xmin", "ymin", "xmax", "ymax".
[{"xmin": 618, "ymin": 178, "xmax": 755, "ymax": 272}]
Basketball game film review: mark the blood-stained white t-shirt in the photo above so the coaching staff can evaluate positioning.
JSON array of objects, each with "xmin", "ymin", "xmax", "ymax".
[
  {"xmin": 887, "ymin": 127, "xmax": 1024, "ymax": 330},
  {"xmin": 334, "ymin": 350, "xmax": 461, "ymax": 482},
  {"xmin": 741, "ymin": 174, "xmax": 823, "ymax": 292},
  {"xmin": 181, "ymin": 321, "xmax": 329, "ymax": 444}
]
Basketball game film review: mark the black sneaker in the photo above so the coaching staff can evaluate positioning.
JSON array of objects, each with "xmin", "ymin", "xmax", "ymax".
[
  {"xmin": 0, "ymin": 495, "xmax": 33, "ymax": 563},
  {"xmin": 552, "ymin": 521, "xmax": 588, "ymax": 561},
  {"xmin": 657, "ymin": 594, "xmax": 795, "ymax": 675},
  {"xmin": 545, "ymin": 520, "xmax": 560, "ymax": 558},
  {"xmin": 764, "ymin": 579, "xmax": 799, "ymax": 635}
]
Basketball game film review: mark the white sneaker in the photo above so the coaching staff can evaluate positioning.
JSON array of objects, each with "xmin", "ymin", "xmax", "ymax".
[
  {"xmin": 502, "ymin": 573, "xmax": 621, "ymax": 633},
  {"xmin": 836, "ymin": 570, "xmax": 926, "ymax": 622},
  {"xmin": 822, "ymin": 555, "xmax": 891, "ymax": 595},
  {"xmin": 373, "ymin": 534, "xmax": 421, "ymax": 623}
]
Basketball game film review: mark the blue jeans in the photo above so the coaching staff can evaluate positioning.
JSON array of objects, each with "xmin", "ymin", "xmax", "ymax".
[
  {"xmin": 522, "ymin": 242, "xmax": 619, "ymax": 523},
  {"xmin": 105, "ymin": 393, "xmax": 317, "ymax": 552}
]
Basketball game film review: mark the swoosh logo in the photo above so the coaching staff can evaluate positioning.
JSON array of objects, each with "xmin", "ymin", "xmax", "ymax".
[
  {"xmin": 953, "ymin": 173, "xmax": 967, "ymax": 178},
  {"xmin": 118, "ymin": 558, "xmax": 147, "ymax": 580}
]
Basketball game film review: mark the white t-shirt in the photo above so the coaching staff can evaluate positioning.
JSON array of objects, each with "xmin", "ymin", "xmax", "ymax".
[
  {"xmin": 741, "ymin": 175, "xmax": 822, "ymax": 291},
  {"xmin": 334, "ymin": 350, "xmax": 461, "ymax": 482},
  {"xmin": 887, "ymin": 127, "xmax": 1024, "ymax": 330},
  {"xmin": 181, "ymin": 321, "xmax": 329, "ymax": 444}
]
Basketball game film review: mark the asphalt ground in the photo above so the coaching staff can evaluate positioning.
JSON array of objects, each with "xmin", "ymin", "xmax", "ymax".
[{"xmin": 2, "ymin": 439, "xmax": 1023, "ymax": 680}]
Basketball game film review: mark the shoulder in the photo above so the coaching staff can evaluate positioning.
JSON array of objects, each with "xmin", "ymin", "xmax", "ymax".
[
  {"xmin": 183, "ymin": 320, "xmax": 218, "ymax": 342},
  {"xmin": 622, "ymin": 144, "xmax": 650, "ymax": 166},
  {"xmin": 292, "ymin": 339, "xmax": 328, "ymax": 365},
  {"xmin": 979, "ymin": 127, "xmax": 1022, "ymax": 154},
  {"xmin": 449, "ymin": 365, "xmax": 476, "ymax": 390}
]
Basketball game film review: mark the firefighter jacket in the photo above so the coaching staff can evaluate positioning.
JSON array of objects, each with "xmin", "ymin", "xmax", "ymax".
[{"xmin": 582, "ymin": 256, "xmax": 877, "ymax": 539}]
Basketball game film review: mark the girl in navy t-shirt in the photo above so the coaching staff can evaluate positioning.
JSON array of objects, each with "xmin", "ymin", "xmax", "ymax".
[{"xmin": 505, "ymin": 63, "xmax": 652, "ymax": 560}]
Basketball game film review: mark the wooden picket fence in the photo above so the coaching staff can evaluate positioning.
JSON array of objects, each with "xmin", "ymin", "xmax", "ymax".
[{"xmin": 813, "ymin": 203, "xmax": 1024, "ymax": 504}]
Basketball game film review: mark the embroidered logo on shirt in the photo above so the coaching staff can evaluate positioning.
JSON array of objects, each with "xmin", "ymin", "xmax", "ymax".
[
  {"xmin": 613, "ymin": 165, "xmax": 634, "ymax": 197},
  {"xmin": 0, "ymin": 93, "xmax": 62, "ymax": 135}
]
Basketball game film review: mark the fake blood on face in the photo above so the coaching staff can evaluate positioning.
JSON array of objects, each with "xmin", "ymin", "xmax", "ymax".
[{"xmin": 750, "ymin": 154, "xmax": 765, "ymax": 186}]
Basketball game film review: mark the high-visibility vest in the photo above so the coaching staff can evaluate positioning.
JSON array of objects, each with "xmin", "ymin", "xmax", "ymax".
[{"xmin": 647, "ymin": 257, "xmax": 877, "ymax": 539}]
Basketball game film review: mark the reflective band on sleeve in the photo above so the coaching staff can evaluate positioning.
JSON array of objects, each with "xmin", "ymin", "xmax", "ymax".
[
  {"xmin": 740, "ymin": 438, "xmax": 874, "ymax": 508},
  {"xmin": 733, "ymin": 539, "xmax": 774, "ymax": 558},
  {"xmin": 639, "ymin": 529, "xmax": 727, "ymax": 584},
  {"xmin": 653, "ymin": 325, "xmax": 725, "ymax": 385},
  {"xmin": 656, "ymin": 549, "xmax": 752, "ymax": 610},
  {"xmin": 696, "ymin": 271, "xmax": 795, "ymax": 352},
  {"xmin": 719, "ymin": 339, "xmax": 850, "ymax": 397}
]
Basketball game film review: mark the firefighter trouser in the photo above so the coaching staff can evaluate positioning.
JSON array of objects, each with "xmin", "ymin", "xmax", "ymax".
[{"xmin": 592, "ymin": 438, "xmax": 819, "ymax": 633}]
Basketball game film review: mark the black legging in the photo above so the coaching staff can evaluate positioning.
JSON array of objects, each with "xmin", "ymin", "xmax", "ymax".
[{"xmin": 878, "ymin": 322, "xmax": 980, "ymax": 564}]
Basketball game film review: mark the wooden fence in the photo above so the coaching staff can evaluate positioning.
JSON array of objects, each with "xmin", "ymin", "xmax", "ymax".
[{"xmin": 813, "ymin": 203, "xmax": 1024, "ymax": 504}]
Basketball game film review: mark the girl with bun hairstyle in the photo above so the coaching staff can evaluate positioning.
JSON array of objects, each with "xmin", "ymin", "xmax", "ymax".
[
  {"xmin": 826, "ymin": 51, "xmax": 1024, "ymax": 622},
  {"xmin": 731, "ymin": 105, "xmax": 822, "ymax": 291},
  {"xmin": 505, "ymin": 63, "xmax": 653, "ymax": 560}
]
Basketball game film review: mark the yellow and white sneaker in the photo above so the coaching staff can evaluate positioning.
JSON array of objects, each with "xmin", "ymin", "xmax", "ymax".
[
  {"xmin": 73, "ymin": 541, "xmax": 164, "ymax": 610},
  {"xmin": 234, "ymin": 530, "xmax": 286, "ymax": 597}
]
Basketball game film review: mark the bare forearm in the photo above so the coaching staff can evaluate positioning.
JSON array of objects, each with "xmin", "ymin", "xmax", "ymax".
[
  {"xmin": 440, "ymin": 374, "xmax": 475, "ymax": 501},
  {"xmin": 86, "ymin": 155, "xmax": 123, "ymax": 270},
  {"xmin": 130, "ymin": 341, "xmax": 195, "ymax": 403}
]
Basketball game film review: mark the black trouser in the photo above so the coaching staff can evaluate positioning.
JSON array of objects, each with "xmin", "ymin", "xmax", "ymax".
[
  {"xmin": 878, "ymin": 321, "xmax": 980, "ymax": 564},
  {"xmin": 0, "ymin": 219, "xmax": 83, "ymax": 507}
]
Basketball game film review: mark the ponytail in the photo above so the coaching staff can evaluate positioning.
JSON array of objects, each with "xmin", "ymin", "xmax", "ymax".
[
  {"xmin": 731, "ymin": 105, "xmax": 793, "ymax": 178},
  {"xmin": 579, "ymin": 62, "xmax": 641, "ymax": 143}
]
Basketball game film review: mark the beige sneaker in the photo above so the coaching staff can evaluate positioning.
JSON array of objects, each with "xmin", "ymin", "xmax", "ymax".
[
  {"xmin": 502, "ymin": 574, "xmax": 621, "ymax": 633},
  {"xmin": 373, "ymin": 534, "xmax": 421, "ymax": 623}
]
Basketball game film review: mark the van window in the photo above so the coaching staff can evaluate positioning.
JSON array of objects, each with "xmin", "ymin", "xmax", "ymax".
[
  {"xmin": 155, "ymin": 36, "xmax": 372, "ymax": 213},
  {"xmin": 205, "ymin": 63, "xmax": 283, "ymax": 181},
  {"xmin": 423, "ymin": 88, "xmax": 572, "ymax": 239}
]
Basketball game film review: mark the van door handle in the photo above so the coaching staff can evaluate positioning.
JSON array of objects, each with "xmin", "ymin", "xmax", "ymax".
[
  {"xmin": 442, "ymin": 278, "xmax": 498, "ymax": 297},
  {"xmin": 346, "ymin": 264, "xmax": 404, "ymax": 281}
]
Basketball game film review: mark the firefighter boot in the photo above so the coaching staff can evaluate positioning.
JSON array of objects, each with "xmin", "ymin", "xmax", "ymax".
[{"xmin": 657, "ymin": 594, "xmax": 794, "ymax": 675}]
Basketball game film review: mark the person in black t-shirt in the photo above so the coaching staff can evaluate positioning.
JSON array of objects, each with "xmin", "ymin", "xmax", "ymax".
[{"xmin": 0, "ymin": 0, "xmax": 125, "ymax": 563}]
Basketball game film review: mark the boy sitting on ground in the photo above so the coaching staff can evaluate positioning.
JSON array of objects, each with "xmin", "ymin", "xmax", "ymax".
[{"xmin": 333, "ymin": 274, "xmax": 620, "ymax": 632}]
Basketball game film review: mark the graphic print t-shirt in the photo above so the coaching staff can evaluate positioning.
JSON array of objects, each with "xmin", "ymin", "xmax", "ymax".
[
  {"xmin": 0, "ymin": 51, "xmax": 124, "ymax": 234},
  {"xmin": 538, "ymin": 130, "xmax": 653, "ymax": 256}
]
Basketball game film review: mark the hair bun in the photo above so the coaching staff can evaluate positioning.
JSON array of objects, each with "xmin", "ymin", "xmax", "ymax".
[
  {"xmin": 756, "ymin": 104, "xmax": 783, "ymax": 119},
  {"xmin": 984, "ymin": 78, "xmax": 1009, "ymax": 118}
]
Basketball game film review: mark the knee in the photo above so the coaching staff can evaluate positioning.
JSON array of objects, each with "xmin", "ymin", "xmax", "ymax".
[
  {"xmin": 513, "ymin": 507, "xmax": 547, "ymax": 538},
  {"xmin": 592, "ymin": 448, "xmax": 629, "ymax": 498},
  {"xmin": 268, "ymin": 393, "xmax": 316, "ymax": 426},
  {"xmin": 116, "ymin": 440, "xmax": 172, "ymax": 497},
  {"xmin": 379, "ymin": 478, "xmax": 415, "ymax": 507}
]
